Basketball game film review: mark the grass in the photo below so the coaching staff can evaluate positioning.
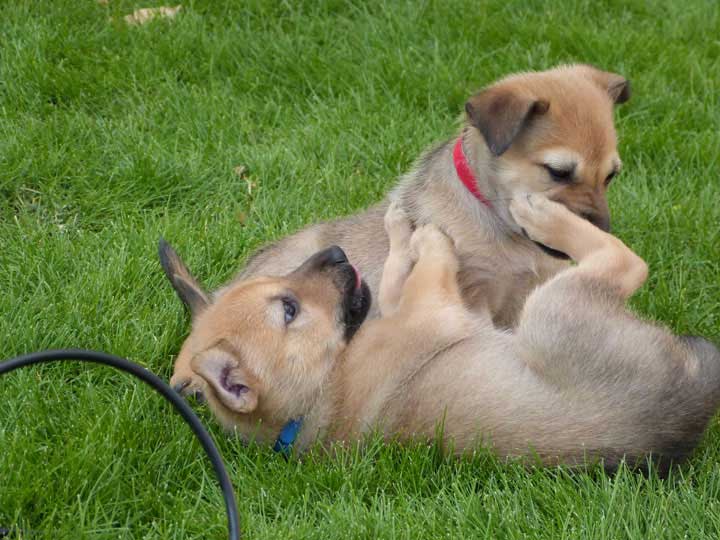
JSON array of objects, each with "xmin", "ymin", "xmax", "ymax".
[{"xmin": 1, "ymin": 0, "xmax": 719, "ymax": 538}]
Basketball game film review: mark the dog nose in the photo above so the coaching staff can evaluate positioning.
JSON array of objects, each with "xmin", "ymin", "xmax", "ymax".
[
  {"xmin": 313, "ymin": 245, "xmax": 348, "ymax": 268},
  {"xmin": 293, "ymin": 245, "xmax": 349, "ymax": 276},
  {"xmin": 582, "ymin": 212, "xmax": 611, "ymax": 233},
  {"xmin": 325, "ymin": 246, "xmax": 348, "ymax": 265}
]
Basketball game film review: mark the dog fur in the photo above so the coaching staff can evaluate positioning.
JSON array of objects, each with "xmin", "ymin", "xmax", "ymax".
[
  {"xmin": 167, "ymin": 64, "xmax": 631, "ymax": 404},
  {"xmin": 160, "ymin": 198, "xmax": 720, "ymax": 473}
]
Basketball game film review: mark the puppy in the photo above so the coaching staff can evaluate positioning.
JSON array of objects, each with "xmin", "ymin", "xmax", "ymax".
[
  {"xmin": 168, "ymin": 64, "xmax": 631, "ymax": 401},
  {"xmin": 160, "ymin": 200, "xmax": 720, "ymax": 473}
]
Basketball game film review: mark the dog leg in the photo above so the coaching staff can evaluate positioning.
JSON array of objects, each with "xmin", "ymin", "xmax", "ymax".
[
  {"xmin": 510, "ymin": 194, "xmax": 648, "ymax": 299},
  {"xmin": 509, "ymin": 193, "xmax": 720, "ymax": 471},
  {"xmin": 337, "ymin": 223, "xmax": 476, "ymax": 442},
  {"xmin": 169, "ymin": 358, "xmax": 207, "ymax": 403},
  {"xmin": 394, "ymin": 224, "xmax": 463, "ymax": 313},
  {"xmin": 379, "ymin": 202, "xmax": 414, "ymax": 316}
]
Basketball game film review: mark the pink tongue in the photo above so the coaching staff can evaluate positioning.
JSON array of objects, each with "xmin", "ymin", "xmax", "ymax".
[{"xmin": 350, "ymin": 264, "xmax": 361, "ymax": 291}]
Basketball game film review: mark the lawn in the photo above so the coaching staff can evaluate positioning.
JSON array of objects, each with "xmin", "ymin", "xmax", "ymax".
[{"xmin": 1, "ymin": 0, "xmax": 720, "ymax": 538}]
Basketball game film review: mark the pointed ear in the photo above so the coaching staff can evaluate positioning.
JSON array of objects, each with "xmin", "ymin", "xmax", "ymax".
[
  {"xmin": 582, "ymin": 66, "xmax": 631, "ymax": 105},
  {"xmin": 158, "ymin": 238, "xmax": 210, "ymax": 318},
  {"xmin": 465, "ymin": 88, "xmax": 549, "ymax": 156},
  {"xmin": 192, "ymin": 350, "xmax": 258, "ymax": 413}
]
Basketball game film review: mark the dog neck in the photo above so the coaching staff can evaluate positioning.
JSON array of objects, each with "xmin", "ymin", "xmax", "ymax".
[
  {"xmin": 391, "ymin": 128, "xmax": 513, "ymax": 243},
  {"xmin": 281, "ymin": 364, "xmax": 344, "ymax": 453},
  {"xmin": 453, "ymin": 136, "xmax": 492, "ymax": 208},
  {"xmin": 287, "ymin": 349, "xmax": 381, "ymax": 453}
]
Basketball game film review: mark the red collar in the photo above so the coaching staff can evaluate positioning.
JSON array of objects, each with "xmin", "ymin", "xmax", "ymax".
[{"xmin": 453, "ymin": 137, "xmax": 492, "ymax": 208}]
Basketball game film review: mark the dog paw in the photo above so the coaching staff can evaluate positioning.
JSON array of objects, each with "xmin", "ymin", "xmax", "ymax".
[
  {"xmin": 170, "ymin": 374, "xmax": 207, "ymax": 404},
  {"xmin": 509, "ymin": 193, "xmax": 573, "ymax": 247},
  {"xmin": 409, "ymin": 224, "xmax": 452, "ymax": 260},
  {"xmin": 384, "ymin": 201, "xmax": 412, "ymax": 246}
]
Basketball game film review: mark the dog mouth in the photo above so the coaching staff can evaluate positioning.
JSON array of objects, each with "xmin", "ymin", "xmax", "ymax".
[
  {"xmin": 535, "ymin": 241, "xmax": 570, "ymax": 260},
  {"xmin": 349, "ymin": 264, "xmax": 361, "ymax": 291},
  {"xmin": 338, "ymin": 263, "xmax": 371, "ymax": 341},
  {"xmin": 519, "ymin": 206, "xmax": 609, "ymax": 260},
  {"xmin": 519, "ymin": 227, "xmax": 570, "ymax": 260}
]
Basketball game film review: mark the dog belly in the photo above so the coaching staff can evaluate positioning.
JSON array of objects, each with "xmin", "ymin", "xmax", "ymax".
[
  {"xmin": 381, "ymin": 335, "xmax": 708, "ymax": 467},
  {"xmin": 378, "ymin": 335, "xmax": 638, "ymax": 464},
  {"xmin": 382, "ymin": 339, "xmax": 552, "ymax": 452}
]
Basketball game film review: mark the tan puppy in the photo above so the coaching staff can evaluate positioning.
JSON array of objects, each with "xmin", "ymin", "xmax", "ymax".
[
  {"xmin": 167, "ymin": 64, "xmax": 631, "ymax": 401},
  {"xmin": 160, "ymin": 200, "xmax": 720, "ymax": 473}
]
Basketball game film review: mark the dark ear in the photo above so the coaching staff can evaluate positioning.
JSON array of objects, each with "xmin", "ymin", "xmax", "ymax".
[
  {"xmin": 583, "ymin": 66, "xmax": 631, "ymax": 104},
  {"xmin": 158, "ymin": 238, "xmax": 209, "ymax": 318},
  {"xmin": 465, "ymin": 89, "xmax": 549, "ymax": 156}
]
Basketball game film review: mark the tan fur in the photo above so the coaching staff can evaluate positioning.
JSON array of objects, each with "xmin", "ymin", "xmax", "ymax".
[
  {"xmin": 163, "ymin": 199, "xmax": 720, "ymax": 472},
  {"xmin": 168, "ymin": 64, "xmax": 631, "ymax": 405}
]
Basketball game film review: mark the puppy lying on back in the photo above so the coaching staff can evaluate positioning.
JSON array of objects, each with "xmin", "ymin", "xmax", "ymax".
[
  {"xmin": 168, "ymin": 64, "xmax": 631, "ymax": 400},
  {"xmin": 160, "ymin": 199, "xmax": 720, "ymax": 473}
]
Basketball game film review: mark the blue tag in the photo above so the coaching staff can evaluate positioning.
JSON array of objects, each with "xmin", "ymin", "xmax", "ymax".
[{"xmin": 273, "ymin": 418, "xmax": 303, "ymax": 455}]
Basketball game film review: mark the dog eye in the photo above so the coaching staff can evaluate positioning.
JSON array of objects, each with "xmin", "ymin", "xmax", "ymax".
[
  {"xmin": 282, "ymin": 297, "xmax": 299, "ymax": 324},
  {"xmin": 543, "ymin": 164, "xmax": 574, "ymax": 183},
  {"xmin": 605, "ymin": 171, "xmax": 617, "ymax": 186}
]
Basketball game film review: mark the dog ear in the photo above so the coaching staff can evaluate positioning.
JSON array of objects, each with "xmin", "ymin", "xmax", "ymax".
[
  {"xmin": 192, "ymin": 350, "xmax": 259, "ymax": 413},
  {"xmin": 158, "ymin": 238, "xmax": 210, "ymax": 318},
  {"xmin": 582, "ymin": 66, "xmax": 631, "ymax": 105},
  {"xmin": 465, "ymin": 88, "xmax": 549, "ymax": 156}
]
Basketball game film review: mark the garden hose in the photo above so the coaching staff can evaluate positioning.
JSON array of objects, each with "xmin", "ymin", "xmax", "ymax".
[{"xmin": 0, "ymin": 349, "xmax": 240, "ymax": 540}]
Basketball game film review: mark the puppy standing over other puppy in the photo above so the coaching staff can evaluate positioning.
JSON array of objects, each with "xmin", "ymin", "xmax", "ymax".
[
  {"xmin": 168, "ymin": 64, "xmax": 631, "ymax": 400},
  {"xmin": 160, "ymin": 200, "xmax": 720, "ymax": 473}
]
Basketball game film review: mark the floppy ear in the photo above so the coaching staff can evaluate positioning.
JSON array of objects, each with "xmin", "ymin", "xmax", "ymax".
[
  {"xmin": 582, "ymin": 66, "xmax": 631, "ymax": 105},
  {"xmin": 192, "ymin": 350, "xmax": 259, "ymax": 413},
  {"xmin": 158, "ymin": 238, "xmax": 210, "ymax": 318},
  {"xmin": 465, "ymin": 88, "xmax": 549, "ymax": 156}
]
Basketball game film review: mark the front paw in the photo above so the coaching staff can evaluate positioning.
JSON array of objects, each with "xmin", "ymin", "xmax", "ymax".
[
  {"xmin": 170, "ymin": 373, "xmax": 207, "ymax": 404},
  {"xmin": 409, "ymin": 224, "xmax": 453, "ymax": 260},
  {"xmin": 509, "ymin": 193, "xmax": 574, "ymax": 248},
  {"xmin": 384, "ymin": 201, "xmax": 413, "ymax": 245}
]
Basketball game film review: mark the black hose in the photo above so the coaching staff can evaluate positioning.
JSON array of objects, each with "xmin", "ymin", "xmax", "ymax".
[{"xmin": 0, "ymin": 349, "xmax": 240, "ymax": 540}]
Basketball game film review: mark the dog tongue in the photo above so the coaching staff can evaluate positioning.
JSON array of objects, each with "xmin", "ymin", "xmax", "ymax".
[{"xmin": 350, "ymin": 264, "xmax": 361, "ymax": 291}]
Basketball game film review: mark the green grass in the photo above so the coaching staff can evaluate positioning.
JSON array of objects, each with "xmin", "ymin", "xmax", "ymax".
[{"xmin": 1, "ymin": 0, "xmax": 720, "ymax": 538}]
